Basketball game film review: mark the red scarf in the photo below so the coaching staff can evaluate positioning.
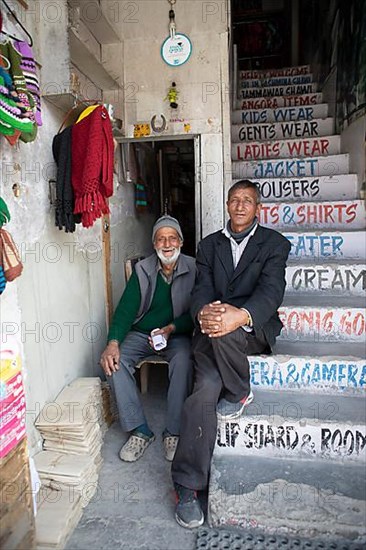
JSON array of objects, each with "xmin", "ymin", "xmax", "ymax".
[{"xmin": 71, "ymin": 105, "xmax": 114, "ymax": 227}]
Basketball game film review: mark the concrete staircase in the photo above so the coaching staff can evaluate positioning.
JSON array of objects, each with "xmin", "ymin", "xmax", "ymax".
[{"xmin": 209, "ymin": 64, "xmax": 366, "ymax": 544}]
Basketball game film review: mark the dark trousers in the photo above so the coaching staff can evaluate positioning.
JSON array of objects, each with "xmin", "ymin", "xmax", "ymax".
[{"xmin": 171, "ymin": 328, "xmax": 268, "ymax": 490}]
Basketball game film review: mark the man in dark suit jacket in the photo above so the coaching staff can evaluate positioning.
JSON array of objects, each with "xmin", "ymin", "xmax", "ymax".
[{"xmin": 171, "ymin": 180, "xmax": 291, "ymax": 529}]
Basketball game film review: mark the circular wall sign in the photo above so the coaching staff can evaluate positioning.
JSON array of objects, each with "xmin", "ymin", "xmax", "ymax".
[{"xmin": 161, "ymin": 33, "xmax": 192, "ymax": 67}]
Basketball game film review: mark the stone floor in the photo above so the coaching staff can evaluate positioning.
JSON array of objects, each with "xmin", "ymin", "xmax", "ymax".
[{"xmin": 65, "ymin": 368, "xmax": 201, "ymax": 550}]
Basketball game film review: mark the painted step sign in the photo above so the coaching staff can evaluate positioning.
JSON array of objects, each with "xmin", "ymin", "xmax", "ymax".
[
  {"xmin": 245, "ymin": 175, "xmax": 359, "ymax": 203},
  {"xmin": 240, "ymin": 65, "xmax": 311, "ymax": 79},
  {"xmin": 240, "ymin": 83, "xmax": 317, "ymax": 99},
  {"xmin": 231, "ymin": 104, "xmax": 329, "ymax": 124},
  {"xmin": 215, "ymin": 419, "xmax": 366, "ymax": 462},
  {"xmin": 284, "ymin": 231, "xmax": 365, "ymax": 260},
  {"xmin": 233, "ymin": 136, "xmax": 340, "ymax": 161},
  {"xmin": 237, "ymin": 93, "xmax": 323, "ymax": 110},
  {"xmin": 278, "ymin": 307, "xmax": 366, "ymax": 343},
  {"xmin": 232, "ymin": 154, "xmax": 349, "ymax": 179},
  {"xmin": 285, "ymin": 264, "xmax": 366, "ymax": 296},
  {"xmin": 240, "ymin": 74, "xmax": 313, "ymax": 89},
  {"xmin": 248, "ymin": 355, "xmax": 366, "ymax": 393},
  {"xmin": 258, "ymin": 200, "xmax": 366, "ymax": 230},
  {"xmin": 231, "ymin": 118, "xmax": 334, "ymax": 142}
]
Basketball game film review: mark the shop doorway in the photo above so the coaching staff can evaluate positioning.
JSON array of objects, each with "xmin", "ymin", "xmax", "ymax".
[{"xmin": 119, "ymin": 136, "xmax": 199, "ymax": 257}]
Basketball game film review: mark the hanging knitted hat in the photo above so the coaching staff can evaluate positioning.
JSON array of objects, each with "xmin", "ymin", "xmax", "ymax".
[
  {"xmin": 0, "ymin": 75, "xmax": 34, "ymax": 133},
  {"xmin": 0, "ymin": 228, "xmax": 23, "ymax": 281},
  {"xmin": 0, "ymin": 118, "xmax": 14, "ymax": 135},
  {"xmin": 14, "ymin": 40, "xmax": 42, "ymax": 126},
  {"xmin": 0, "ymin": 41, "xmax": 37, "ymax": 142},
  {"xmin": 0, "ymin": 198, "xmax": 11, "ymax": 227},
  {"xmin": 0, "ymin": 63, "xmax": 24, "ymax": 146}
]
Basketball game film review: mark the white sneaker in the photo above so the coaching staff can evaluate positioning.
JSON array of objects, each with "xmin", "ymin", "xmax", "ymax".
[
  {"xmin": 119, "ymin": 433, "xmax": 155, "ymax": 462},
  {"xmin": 216, "ymin": 390, "xmax": 254, "ymax": 421},
  {"xmin": 163, "ymin": 435, "xmax": 179, "ymax": 461}
]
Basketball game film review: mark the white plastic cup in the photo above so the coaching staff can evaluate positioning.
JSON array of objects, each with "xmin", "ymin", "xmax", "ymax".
[{"xmin": 151, "ymin": 329, "xmax": 167, "ymax": 351}]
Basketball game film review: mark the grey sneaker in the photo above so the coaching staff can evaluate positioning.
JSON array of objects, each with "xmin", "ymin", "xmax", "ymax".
[
  {"xmin": 119, "ymin": 432, "xmax": 155, "ymax": 462},
  {"xmin": 174, "ymin": 483, "xmax": 204, "ymax": 529},
  {"xmin": 216, "ymin": 390, "xmax": 254, "ymax": 421},
  {"xmin": 163, "ymin": 435, "xmax": 179, "ymax": 462}
]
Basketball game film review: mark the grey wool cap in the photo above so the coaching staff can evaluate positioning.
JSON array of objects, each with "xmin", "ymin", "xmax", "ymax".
[{"xmin": 152, "ymin": 215, "xmax": 183, "ymax": 243}]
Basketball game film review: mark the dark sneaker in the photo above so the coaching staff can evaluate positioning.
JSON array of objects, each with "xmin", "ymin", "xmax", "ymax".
[
  {"xmin": 174, "ymin": 483, "xmax": 204, "ymax": 529},
  {"xmin": 216, "ymin": 390, "xmax": 254, "ymax": 421}
]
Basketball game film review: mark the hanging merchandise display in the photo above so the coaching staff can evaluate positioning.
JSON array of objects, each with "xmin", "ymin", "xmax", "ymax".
[
  {"xmin": 14, "ymin": 40, "xmax": 42, "ymax": 126},
  {"xmin": 0, "ymin": 228, "xmax": 23, "ymax": 282},
  {"xmin": 0, "ymin": 40, "xmax": 37, "ymax": 142},
  {"xmin": 71, "ymin": 105, "xmax": 114, "ymax": 228},
  {"xmin": 0, "ymin": 55, "xmax": 21, "ymax": 143},
  {"xmin": 52, "ymin": 125, "xmax": 81, "ymax": 233},
  {"xmin": 0, "ymin": 1, "xmax": 38, "ymax": 143},
  {"xmin": 0, "ymin": 71, "xmax": 34, "ymax": 134},
  {"xmin": 52, "ymin": 103, "xmax": 115, "ymax": 232},
  {"xmin": 161, "ymin": 0, "xmax": 192, "ymax": 67}
]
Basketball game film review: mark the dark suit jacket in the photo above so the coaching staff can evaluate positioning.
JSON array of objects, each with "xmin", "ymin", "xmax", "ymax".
[{"xmin": 190, "ymin": 225, "xmax": 291, "ymax": 349}]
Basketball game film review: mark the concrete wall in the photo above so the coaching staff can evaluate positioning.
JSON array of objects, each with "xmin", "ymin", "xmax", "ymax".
[
  {"xmin": 108, "ymin": 177, "xmax": 155, "ymax": 310},
  {"xmin": 0, "ymin": 0, "xmax": 144, "ymax": 454},
  {"xmin": 121, "ymin": 0, "xmax": 230, "ymax": 237}
]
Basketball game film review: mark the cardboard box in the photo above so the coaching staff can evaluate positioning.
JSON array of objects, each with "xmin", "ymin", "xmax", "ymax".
[
  {"xmin": 0, "ymin": 440, "xmax": 28, "ymax": 490},
  {"xmin": 0, "ymin": 455, "xmax": 35, "ymax": 550}
]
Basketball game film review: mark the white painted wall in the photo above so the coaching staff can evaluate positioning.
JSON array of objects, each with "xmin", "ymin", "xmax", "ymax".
[
  {"xmin": 1, "ymin": 0, "xmax": 132, "ymax": 454},
  {"xmin": 108, "ymin": 177, "xmax": 155, "ymax": 310},
  {"xmin": 0, "ymin": 100, "xmax": 109, "ymax": 453},
  {"xmin": 121, "ymin": 0, "xmax": 230, "ymax": 237}
]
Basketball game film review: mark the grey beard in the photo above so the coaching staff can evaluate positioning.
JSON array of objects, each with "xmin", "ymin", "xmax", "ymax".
[{"xmin": 156, "ymin": 247, "xmax": 181, "ymax": 266}]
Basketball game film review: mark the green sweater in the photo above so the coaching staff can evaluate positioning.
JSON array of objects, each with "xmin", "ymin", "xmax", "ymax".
[{"xmin": 108, "ymin": 271, "xmax": 193, "ymax": 344}]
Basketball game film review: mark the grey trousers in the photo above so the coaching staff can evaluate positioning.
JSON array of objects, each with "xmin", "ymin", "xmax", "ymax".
[
  {"xmin": 171, "ymin": 328, "xmax": 269, "ymax": 490},
  {"xmin": 110, "ymin": 331, "xmax": 193, "ymax": 435}
]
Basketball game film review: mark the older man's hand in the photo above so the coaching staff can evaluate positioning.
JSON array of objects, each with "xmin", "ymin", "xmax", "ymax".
[
  {"xmin": 198, "ymin": 301, "xmax": 249, "ymax": 338},
  {"xmin": 100, "ymin": 341, "xmax": 120, "ymax": 377}
]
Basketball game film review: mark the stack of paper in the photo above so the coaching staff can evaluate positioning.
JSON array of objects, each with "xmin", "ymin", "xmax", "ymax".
[
  {"xmin": 34, "ymin": 450, "xmax": 98, "ymax": 508},
  {"xmin": 36, "ymin": 489, "xmax": 83, "ymax": 550},
  {"xmin": 35, "ymin": 378, "xmax": 104, "ymax": 463},
  {"xmin": 34, "ymin": 378, "xmax": 108, "ymax": 549}
]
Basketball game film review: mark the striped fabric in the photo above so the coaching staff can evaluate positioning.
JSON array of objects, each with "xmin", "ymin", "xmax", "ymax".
[{"xmin": 0, "ymin": 266, "xmax": 6, "ymax": 294}]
